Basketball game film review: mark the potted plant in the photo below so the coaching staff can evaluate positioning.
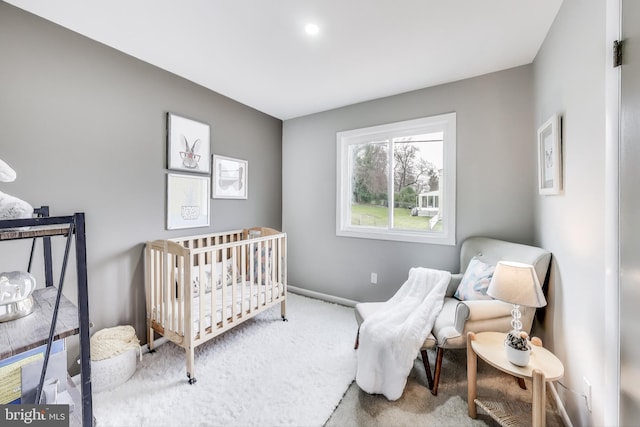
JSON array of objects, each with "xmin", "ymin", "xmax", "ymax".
[{"xmin": 504, "ymin": 331, "xmax": 531, "ymax": 366}]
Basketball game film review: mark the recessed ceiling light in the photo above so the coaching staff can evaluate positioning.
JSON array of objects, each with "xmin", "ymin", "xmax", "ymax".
[{"xmin": 305, "ymin": 23, "xmax": 320, "ymax": 36}]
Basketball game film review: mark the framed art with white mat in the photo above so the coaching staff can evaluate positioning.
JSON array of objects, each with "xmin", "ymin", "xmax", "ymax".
[
  {"xmin": 166, "ymin": 173, "xmax": 210, "ymax": 229},
  {"xmin": 167, "ymin": 113, "xmax": 210, "ymax": 174},
  {"xmin": 212, "ymin": 155, "xmax": 248, "ymax": 199},
  {"xmin": 537, "ymin": 113, "xmax": 562, "ymax": 195}
]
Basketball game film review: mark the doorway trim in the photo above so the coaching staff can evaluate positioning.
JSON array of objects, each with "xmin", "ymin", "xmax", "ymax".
[{"xmin": 604, "ymin": 0, "xmax": 621, "ymax": 424}]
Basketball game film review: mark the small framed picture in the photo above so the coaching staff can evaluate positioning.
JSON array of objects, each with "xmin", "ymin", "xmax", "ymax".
[
  {"xmin": 167, "ymin": 173, "xmax": 210, "ymax": 229},
  {"xmin": 167, "ymin": 113, "xmax": 210, "ymax": 173},
  {"xmin": 212, "ymin": 155, "xmax": 248, "ymax": 199},
  {"xmin": 537, "ymin": 114, "xmax": 562, "ymax": 195}
]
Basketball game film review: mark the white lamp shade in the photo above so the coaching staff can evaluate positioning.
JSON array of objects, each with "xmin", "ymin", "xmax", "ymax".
[{"xmin": 486, "ymin": 261, "xmax": 547, "ymax": 308}]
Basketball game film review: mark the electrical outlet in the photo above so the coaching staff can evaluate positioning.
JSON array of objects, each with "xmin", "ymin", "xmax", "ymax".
[
  {"xmin": 370, "ymin": 272, "xmax": 378, "ymax": 284},
  {"xmin": 583, "ymin": 376, "xmax": 592, "ymax": 412}
]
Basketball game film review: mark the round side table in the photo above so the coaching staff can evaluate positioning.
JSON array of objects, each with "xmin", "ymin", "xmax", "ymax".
[{"xmin": 467, "ymin": 331, "xmax": 564, "ymax": 427}]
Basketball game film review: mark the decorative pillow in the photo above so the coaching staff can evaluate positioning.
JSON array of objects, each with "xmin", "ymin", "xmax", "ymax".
[
  {"xmin": 454, "ymin": 257, "xmax": 495, "ymax": 301},
  {"xmin": 185, "ymin": 258, "xmax": 242, "ymax": 296},
  {"xmin": 214, "ymin": 260, "xmax": 239, "ymax": 289},
  {"xmin": 191, "ymin": 265, "xmax": 212, "ymax": 296}
]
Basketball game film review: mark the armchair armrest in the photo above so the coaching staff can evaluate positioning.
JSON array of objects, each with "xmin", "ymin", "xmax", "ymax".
[
  {"xmin": 433, "ymin": 297, "xmax": 470, "ymax": 335},
  {"xmin": 463, "ymin": 299, "xmax": 513, "ymax": 321}
]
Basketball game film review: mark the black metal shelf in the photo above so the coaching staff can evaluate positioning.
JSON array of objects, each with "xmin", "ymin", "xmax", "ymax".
[{"xmin": 0, "ymin": 207, "xmax": 92, "ymax": 427}]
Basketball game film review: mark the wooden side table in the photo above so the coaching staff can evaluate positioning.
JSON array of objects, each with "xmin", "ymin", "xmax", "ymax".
[{"xmin": 467, "ymin": 331, "xmax": 564, "ymax": 427}]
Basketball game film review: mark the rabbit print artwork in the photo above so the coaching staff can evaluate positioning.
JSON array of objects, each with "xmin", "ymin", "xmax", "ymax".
[
  {"xmin": 167, "ymin": 113, "xmax": 211, "ymax": 173},
  {"xmin": 0, "ymin": 157, "xmax": 33, "ymax": 221},
  {"xmin": 179, "ymin": 135, "xmax": 202, "ymax": 170}
]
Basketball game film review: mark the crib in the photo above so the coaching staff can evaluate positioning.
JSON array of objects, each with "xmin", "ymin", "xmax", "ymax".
[{"xmin": 144, "ymin": 227, "xmax": 287, "ymax": 383}]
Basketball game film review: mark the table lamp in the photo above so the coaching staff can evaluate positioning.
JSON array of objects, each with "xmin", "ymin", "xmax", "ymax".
[{"xmin": 486, "ymin": 261, "xmax": 547, "ymax": 365}]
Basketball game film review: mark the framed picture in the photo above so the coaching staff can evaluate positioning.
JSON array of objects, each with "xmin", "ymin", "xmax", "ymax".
[
  {"xmin": 167, "ymin": 173, "xmax": 210, "ymax": 229},
  {"xmin": 537, "ymin": 114, "xmax": 562, "ymax": 195},
  {"xmin": 212, "ymin": 155, "xmax": 248, "ymax": 199},
  {"xmin": 167, "ymin": 113, "xmax": 210, "ymax": 173}
]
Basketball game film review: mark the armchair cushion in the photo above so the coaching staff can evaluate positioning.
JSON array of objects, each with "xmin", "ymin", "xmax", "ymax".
[{"xmin": 453, "ymin": 257, "xmax": 495, "ymax": 301}]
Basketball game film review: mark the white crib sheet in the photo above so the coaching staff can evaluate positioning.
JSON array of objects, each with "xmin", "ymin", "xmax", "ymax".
[{"xmin": 191, "ymin": 280, "xmax": 282, "ymax": 333}]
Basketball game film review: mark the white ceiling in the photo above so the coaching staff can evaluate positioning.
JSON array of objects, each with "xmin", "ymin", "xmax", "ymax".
[{"xmin": 6, "ymin": 0, "xmax": 563, "ymax": 120}]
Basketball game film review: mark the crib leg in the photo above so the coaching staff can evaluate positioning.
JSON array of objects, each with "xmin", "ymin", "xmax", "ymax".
[
  {"xmin": 148, "ymin": 324, "xmax": 155, "ymax": 353},
  {"xmin": 186, "ymin": 347, "xmax": 196, "ymax": 384},
  {"xmin": 281, "ymin": 300, "xmax": 288, "ymax": 321}
]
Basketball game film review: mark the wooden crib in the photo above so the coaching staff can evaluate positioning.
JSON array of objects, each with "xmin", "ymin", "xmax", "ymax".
[{"xmin": 144, "ymin": 227, "xmax": 287, "ymax": 383}]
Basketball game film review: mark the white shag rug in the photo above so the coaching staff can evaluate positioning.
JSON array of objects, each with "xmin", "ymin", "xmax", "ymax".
[{"xmin": 93, "ymin": 293, "xmax": 357, "ymax": 427}]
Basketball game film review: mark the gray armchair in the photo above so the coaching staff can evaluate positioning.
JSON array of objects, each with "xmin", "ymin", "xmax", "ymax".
[{"xmin": 354, "ymin": 236, "xmax": 551, "ymax": 396}]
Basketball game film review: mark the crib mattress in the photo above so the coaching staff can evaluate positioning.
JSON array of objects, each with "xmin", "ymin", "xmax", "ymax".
[{"xmin": 159, "ymin": 280, "xmax": 283, "ymax": 334}]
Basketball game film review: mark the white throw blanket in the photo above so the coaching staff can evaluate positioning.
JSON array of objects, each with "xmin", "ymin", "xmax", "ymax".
[{"xmin": 355, "ymin": 267, "xmax": 451, "ymax": 400}]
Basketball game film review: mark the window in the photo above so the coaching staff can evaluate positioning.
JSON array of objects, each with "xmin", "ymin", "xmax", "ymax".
[{"xmin": 336, "ymin": 113, "xmax": 456, "ymax": 245}]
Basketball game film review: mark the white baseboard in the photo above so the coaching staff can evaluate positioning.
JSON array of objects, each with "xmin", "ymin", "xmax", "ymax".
[
  {"xmin": 141, "ymin": 336, "xmax": 169, "ymax": 354},
  {"xmin": 288, "ymin": 285, "xmax": 358, "ymax": 307}
]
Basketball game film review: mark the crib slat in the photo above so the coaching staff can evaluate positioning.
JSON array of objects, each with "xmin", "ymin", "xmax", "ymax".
[
  {"xmin": 259, "ymin": 240, "xmax": 264, "ymax": 305},
  {"xmin": 172, "ymin": 251, "xmax": 181, "ymax": 336},
  {"xmin": 221, "ymin": 254, "xmax": 227, "ymax": 329},
  {"xmin": 270, "ymin": 238, "xmax": 275, "ymax": 302},
  {"xmin": 152, "ymin": 248, "xmax": 158, "ymax": 321},
  {"xmin": 272, "ymin": 237, "xmax": 278, "ymax": 299},
  {"xmin": 193, "ymin": 252, "xmax": 201, "ymax": 339},
  {"xmin": 210, "ymin": 247, "xmax": 218, "ymax": 335},
  {"xmin": 175, "ymin": 255, "xmax": 180, "ymax": 334},
  {"xmin": 183, "ymin": 251, "xmax": 193, "ymax": 346},
  {"xmin": 241, "ymin": 242, "xmax": 247, "ymax": 313},
  {"xmin": 233, "ymin": 248, "xmax": 238, "ymax": 321},
  {"xmin": 276, "ymin": 237, "xmax": 282, "ymax": 298},
  {"xmin": 249, "ymin": 241, "xmax": 255, "ymax": 313}
]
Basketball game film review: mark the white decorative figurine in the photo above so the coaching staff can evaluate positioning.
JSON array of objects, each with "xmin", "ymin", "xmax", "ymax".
[
  {"xmin": 0, "ymin": 271, "xmax": 36, "ymax": 322},
  {"xmin": 0, "ymin": 157, "xmax": 33, "ymax": 220},
  {"xmin": 0, "ymin": 271, "xmax": 36, "ymax": 304}
]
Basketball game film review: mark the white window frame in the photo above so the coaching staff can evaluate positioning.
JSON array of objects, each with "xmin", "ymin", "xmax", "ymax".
[{"xmin": 336, "ymin": 113, "xmax": 456, "ymax": 245}]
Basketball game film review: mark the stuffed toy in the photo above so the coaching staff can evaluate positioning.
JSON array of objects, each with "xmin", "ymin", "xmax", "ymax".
[{"xmin": 0, "ymin": 158, "xmax": 33, "ymax": 220}]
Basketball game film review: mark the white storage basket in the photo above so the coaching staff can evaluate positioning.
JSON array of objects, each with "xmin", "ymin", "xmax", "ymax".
[
  {"xmin": 91, "ymin": 347, "xmax": 137, "ymax": 393},
  {"xmin": 90, "ymin": 325, "xmax": 140, "ymax": 393}
]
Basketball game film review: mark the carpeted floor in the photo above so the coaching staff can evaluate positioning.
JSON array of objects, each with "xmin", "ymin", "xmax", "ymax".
[
  {"xmin": 326, "ymin": 347, "xmax": 564, "ymax": 426},
  {"xmin": 92, "ymin": 293, "xmax": 357, "ymax": 427},
  {"xmin": 92, "ymin": 292, "xmax": 564, "ymax": 426}
]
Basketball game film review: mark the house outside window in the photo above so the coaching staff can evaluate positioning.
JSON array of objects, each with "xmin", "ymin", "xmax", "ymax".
[{"xmin": 336, "ymin": 113, "xmax": 456, "ymax": 245}]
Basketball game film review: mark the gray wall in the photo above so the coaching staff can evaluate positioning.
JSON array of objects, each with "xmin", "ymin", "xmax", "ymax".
[
  {"xmin": 532, "ymin": 0, "xmax": 607, "ymax": 425},
  {"xmin": 283, "ymin": 65, "xmax": 535, "ymax": 303},
  {"xmin": 0, "ymin": 2, "xmax": 282, "ymax": 354}
]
